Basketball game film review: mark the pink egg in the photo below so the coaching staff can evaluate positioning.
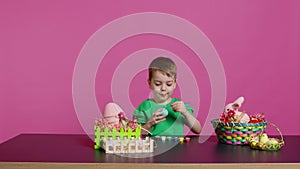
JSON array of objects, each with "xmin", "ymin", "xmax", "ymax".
[{"xmin": 103, "ymin": 103, "xmax": 124, "ymax": 124}]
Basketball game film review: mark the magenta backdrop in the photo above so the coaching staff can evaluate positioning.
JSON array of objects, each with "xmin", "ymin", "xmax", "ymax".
[{"xmin": 1, "ymin": 0, "xmax": 299, "ymax": 144}]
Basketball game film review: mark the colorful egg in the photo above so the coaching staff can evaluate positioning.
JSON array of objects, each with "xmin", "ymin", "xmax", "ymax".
[
  {"xmin": 103, "ymin": 103, "xmax": 124, "ymax": 124},
  {"xmin": 161, "ymin": 108, "xmax": 168, "ymax": 116}
]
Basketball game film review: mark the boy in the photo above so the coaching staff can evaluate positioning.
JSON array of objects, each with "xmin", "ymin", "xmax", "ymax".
[{"xmin": 133, "ymin": 57, "xmax": 201, "ymax": 136}]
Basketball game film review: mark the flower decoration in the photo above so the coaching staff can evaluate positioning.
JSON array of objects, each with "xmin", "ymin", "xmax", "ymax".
[
  {"xmin": 227, "ymin": 110, "xmax": 236, "ymax": 118},
  {"xmin": 118, "ymin": 112, "xmax": 126, "ymax": 120},
  {"xmin": 249, "ymin": 113, "xmax": 265, "ymax": 123},
  {"xmin": 220, "ymin": 110, "xmax": 237, "ymax": 122},
  {"xmin": 221, "ymin": 111, "xmax": 266, "ymax": 123},
  {"xmin": 95, "ymin": 112, "xmax": 140, "ymax": 132}
]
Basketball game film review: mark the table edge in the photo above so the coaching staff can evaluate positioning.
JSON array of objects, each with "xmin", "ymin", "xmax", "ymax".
[{"xmin": 1, "ymin": 162, "xmax": 300, "ymax": 169}]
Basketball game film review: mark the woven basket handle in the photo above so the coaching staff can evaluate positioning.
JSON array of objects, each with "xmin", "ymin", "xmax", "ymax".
[{"xmin": 267, "ymin": 122, "xmax": 284, "ymax": 142}]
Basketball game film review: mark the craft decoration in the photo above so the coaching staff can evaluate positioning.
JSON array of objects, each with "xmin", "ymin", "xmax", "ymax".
[
  {"xmin": 211, "ymin": 119, "xmax": 267, "ymax": 145},
  {"xmin": 161, "ymin": 108, "xmax": 168, "ymax": 116},
  {"xmin": 94, "ymin": 103, "xmax": 157, "ymax": 153},
  {"xmin": 212, "ymin": 96, "xmax": 267, "ymax": 145},
  {"xmin": 248, "ymin": 122, "xmax": 284, "ymax": 151},
  {"xmin": 102, "ymin": 103, "xmax": 124, "ymax": 125},
  {"xmin": 212, "ymin": 96, "xmax": 284, "ymax": 150},
  {"xmin": 94, "ymin": 119, "xmax": 142, "ymax": 150},
  {"xmin": 221, "ymin": 96, "xmax": 250, "ymax": 123},
  {"xmin": 94, "ymin": 103, "xmax": 142, "ymax": 150},
  {"xmin": 249, "ymin": 113, "xmax": 265, "ymax": 123},
  {"xmin": 101, "ymin": 137, "xmax": 154, "ymax": 154}
]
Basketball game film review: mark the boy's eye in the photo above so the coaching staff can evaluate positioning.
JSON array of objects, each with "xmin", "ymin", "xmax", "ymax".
[
  {"xmin": 155, "ymin": 82, "xmax": 162, "ymax": 86},
  {"xmin": 167, "ymin": 83, "xmax": 173, "ymax": 86}
]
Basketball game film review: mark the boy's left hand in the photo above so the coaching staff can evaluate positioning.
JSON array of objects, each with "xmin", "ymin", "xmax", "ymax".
[{"xmin": 171, "ymin": 101, "xmax": 188, "ymax": 114}]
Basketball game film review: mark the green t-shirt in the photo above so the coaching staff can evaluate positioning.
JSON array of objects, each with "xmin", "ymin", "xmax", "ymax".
[{"xmin": 133, "ymin": 98, "xmax": 194, "ymax": 136}]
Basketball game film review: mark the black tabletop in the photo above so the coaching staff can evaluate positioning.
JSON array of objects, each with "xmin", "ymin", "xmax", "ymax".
[{"xmin": 0, "ymin": 134, "xmax": 299, "ymax": 163}]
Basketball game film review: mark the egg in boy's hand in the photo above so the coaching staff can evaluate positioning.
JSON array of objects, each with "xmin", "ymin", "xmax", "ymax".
[{"xmin": 161, "ymin": 108, "xmax": 168, "ymax": 116}]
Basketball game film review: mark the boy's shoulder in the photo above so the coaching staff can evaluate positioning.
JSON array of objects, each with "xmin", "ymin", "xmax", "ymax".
[
  {"xmin": 139, "ymin": 99, "xmax": 153, "ymax": 105},
  {"xmin": 136, "ymin": 99, "xmax": 153, "ymax": 110}
]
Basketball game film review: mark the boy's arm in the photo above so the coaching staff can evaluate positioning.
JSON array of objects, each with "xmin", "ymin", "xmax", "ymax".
[
  {"xmin": 172, "ymin": 101, "xmax": 202, "ymax": 134},
  {"xmin": 182, "ymin": 110, "xmax": 202, "ymax": 134}
]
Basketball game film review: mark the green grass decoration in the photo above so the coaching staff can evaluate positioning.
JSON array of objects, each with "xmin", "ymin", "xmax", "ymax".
[{"xmin": 94, "ymin": 125, "xmax": 141, "ymax": 149}]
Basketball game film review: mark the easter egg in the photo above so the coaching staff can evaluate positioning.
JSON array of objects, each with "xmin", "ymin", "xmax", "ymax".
[
  {"xmin": 161, "ymin": 108, "xmax": 168, "ymax": 116},
  {"xmin": 267, "ymin": 138, "xmax": 278, "ymax": 145},
  {"xmin": 103, "ymin": 103, "xmax": 123, "ymax": 124},
  {"xmin": 259, "ymin": 133, "xmax": 269, "ymax": 144}
]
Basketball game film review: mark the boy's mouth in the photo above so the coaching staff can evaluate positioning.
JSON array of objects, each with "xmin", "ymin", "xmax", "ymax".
[{"xmin": 159, "ymin": 93, "xmax": 168, "ymax": 97}]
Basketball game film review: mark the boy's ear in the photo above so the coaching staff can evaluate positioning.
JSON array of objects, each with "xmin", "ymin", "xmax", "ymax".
[{"xmin": 148, "ymin": 79, "xmax": 152, "ymax": 89}]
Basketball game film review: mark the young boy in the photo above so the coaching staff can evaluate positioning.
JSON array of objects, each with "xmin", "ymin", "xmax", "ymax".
[{"xmin": 133, "ymin": 57, "xmax": 201, "ymax": 136}]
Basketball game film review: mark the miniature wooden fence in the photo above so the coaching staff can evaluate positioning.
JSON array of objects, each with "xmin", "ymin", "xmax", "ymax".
[
  {"xmin": 102, "ymin": 138, "xmax": 154, "ymax": 153},
  {"xmin": 94, "ymin": 125, "xmax": 141, "ymax": 149}
]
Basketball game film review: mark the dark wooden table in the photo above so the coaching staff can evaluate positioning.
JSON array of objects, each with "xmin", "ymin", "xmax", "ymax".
[{"xmin": 0, "ymin": 134, "xmax": 299, "ymax": 169}]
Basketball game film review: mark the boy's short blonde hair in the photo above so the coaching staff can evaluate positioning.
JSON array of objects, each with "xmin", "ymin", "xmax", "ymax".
[{"xmin": 148, "ymin": 57, "xmax": 177, "ymax": 81}]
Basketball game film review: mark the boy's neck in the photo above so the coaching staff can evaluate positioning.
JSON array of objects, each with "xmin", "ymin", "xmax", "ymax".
[{"xmin": 152, "ymin": 98, "xmax": 173, "ymax": 105}]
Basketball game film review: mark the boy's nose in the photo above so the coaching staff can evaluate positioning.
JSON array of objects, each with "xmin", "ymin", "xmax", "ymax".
[{"xmin": 161, "ymin": 84, "xmax": 166, "ymax": 91}]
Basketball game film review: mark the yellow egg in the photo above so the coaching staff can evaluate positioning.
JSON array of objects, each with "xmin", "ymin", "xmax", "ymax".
[
  {"xmin": 267, "ymin": 138, "xmax": 278, "ymax": 145},
  {"xmin": 250, "ymin": 141, "xmax": 257, "ymax": 147},
  {"xmin": 259, "ymin": 133, "xmax": 269, "ymax": 144},
  {"xmin": 257, "ymin": 142, "xmax": 264, "ymax": 148}
]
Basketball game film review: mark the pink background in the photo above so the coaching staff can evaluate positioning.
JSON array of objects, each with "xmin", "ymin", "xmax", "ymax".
[{"xmin": 1, "ymin": 0, "xmax": 299, "ymax": 144}]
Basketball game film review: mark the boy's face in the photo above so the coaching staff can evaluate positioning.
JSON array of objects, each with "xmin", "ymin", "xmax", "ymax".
[{"xmin": 148, "ymin": 70, "xmax": 176, "ymax": 104}]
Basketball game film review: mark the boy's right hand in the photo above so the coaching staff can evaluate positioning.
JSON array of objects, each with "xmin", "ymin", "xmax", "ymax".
[{"xmin": 149, "ymin": 108, "xmax": 166, "ymax": 126}]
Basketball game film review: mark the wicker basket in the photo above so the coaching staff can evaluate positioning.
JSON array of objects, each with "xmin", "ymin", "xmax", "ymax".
[
  {"xmin": 249, "ymin": 122, "xmax": 284, "ymax": 151},
  {"xmin": 211, "ymin": 119, "xmax": 267, "ymax": 145}
]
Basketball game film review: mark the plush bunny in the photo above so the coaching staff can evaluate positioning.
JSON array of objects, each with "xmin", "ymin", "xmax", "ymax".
[{"xmin": 223, "ymin": 96, "xmax": 250, "ymax": 123}]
